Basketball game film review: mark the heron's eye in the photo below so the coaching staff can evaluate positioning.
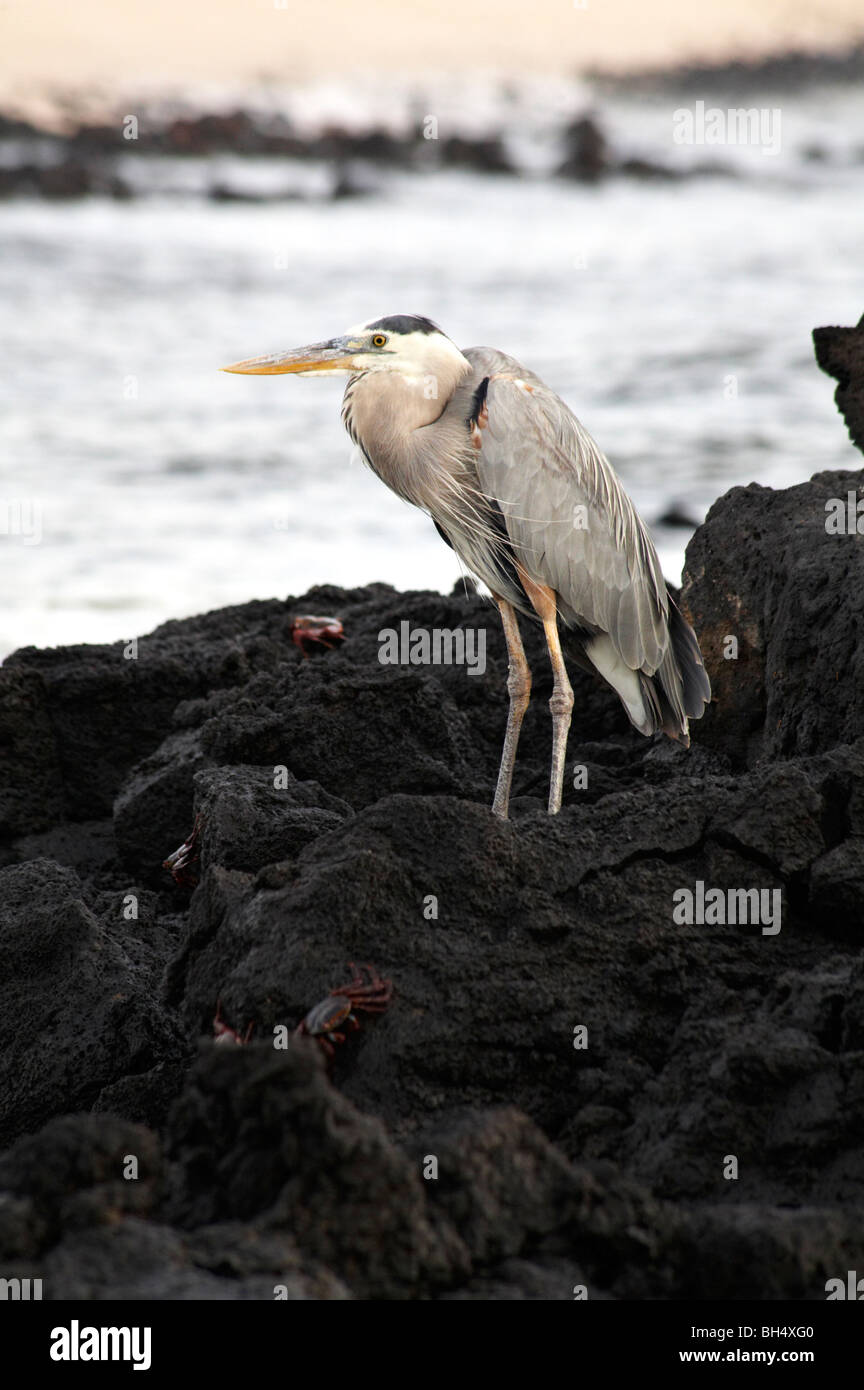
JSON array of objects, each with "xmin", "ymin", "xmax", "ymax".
[{"xmin": 371, "ymin": 334, "xmax": 387, "ymax": 347}]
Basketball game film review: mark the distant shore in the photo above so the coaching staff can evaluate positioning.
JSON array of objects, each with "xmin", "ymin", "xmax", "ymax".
[
  {"xmin": 2, "ymin": 44, "xmax": 863, "ymax": 204},
  {"xmin": 5, "ymin": 0, "xmax": 864, "ymax": 93}
]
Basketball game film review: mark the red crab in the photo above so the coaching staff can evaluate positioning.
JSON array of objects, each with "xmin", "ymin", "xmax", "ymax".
[
  {"xmin": 163, "ymin": 814, "xmax": 202, "ymax": 889},
  {"xmin": 290, "ymin": 613, "xmax": 345, "ymax": 657},
  {"xmin": 295, "ymin": 962, "xmax": 393, "ymax": 1058},
  {"xmin": 212, "ymin": 1000, "xmax": 253, "ymax": 1045}
]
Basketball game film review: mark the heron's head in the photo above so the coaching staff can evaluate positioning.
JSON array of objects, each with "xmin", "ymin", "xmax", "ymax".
[{"xmin": 221, "ymin": 314, "xmax": 471, "ymax": 384}]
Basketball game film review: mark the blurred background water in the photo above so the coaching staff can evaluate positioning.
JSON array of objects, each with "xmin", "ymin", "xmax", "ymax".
[{"xmin": 1, "ymin": 64, "xmax": 863, "ymax": 656}]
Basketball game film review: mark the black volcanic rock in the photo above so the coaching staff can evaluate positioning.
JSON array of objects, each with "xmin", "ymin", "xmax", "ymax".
[
  {"xmin": 0, "ymin": 161, "xmax": 132, "ymax": 200},
  {"xmin": 681, "ymin": 467, "xmax": 864, "ymax": 768},
  {"xmin": 592, "ymin": 43, "xmax": 864, "ymax": 97},
  {"xmin": 0, "ymin": 860, "xmax": 186, "ymax": 1148},
  {"xmin": 814, "ymin": 313, "xmax": 864, "ymax": 454},
  {"xmin": 615, "ymin": 157, "xmax": 682, "ymax": 181},
  {"xmin": 191, "ymin": 764, "xmax": 352, "ymax": 874},
  {"xmin": 163, "ymin": 110, "xmax": 304, "ymax": 157},
  {"xmin": 1, "ymin": 604, "xmax": 281, "ymax": 834},
  {"xmin": 558, "ymin": 115, "xmax": 609, "ymax": 181},
  {"xmin": 0, "ymin": 666, "xmax": 63, "ymax": 837},
  {"xmin": 1, "ymin": 429, "xmax": 864, "ymax": 1295},
  {"xmin": 162, "ymin": 1042, "xmax": 468, "ymax": 1298},
  {"xmin": 113, "ymin": 728, "xmax": 213, "ymax": 883},
  {"xmin": 438, "ymin": 135, "xmax": 514, "ymax": 174}
]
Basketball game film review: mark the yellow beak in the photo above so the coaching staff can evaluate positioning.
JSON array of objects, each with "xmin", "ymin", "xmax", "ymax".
[{"xmin": 220, "ymin": 339, "xmax": 356, "ymax": 376}]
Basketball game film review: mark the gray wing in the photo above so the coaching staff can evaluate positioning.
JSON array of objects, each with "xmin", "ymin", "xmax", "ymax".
[{"xmin": 466, "ymin": 353, "xmax": 670, "ymax": 676}]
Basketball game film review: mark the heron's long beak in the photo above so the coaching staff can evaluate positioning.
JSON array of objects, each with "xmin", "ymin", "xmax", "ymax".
[{"xmin": 220, "ymin": 337, "xmax": 356, "ymax": 376}]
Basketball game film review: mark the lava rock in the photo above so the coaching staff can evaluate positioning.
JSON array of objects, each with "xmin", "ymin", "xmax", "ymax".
[
  {"xmin": 682, "ymin": 468, "xmax": 864, "ymax": 767},
  {"xmin": 2, "ymin": 434, "xmax": 864, "ymax": 1298},
  {"xmin": 0, "ymin": 667, "xmax": 62, "ymax": 837},
  {"xmin": 114, "ymin": 728, "xmax": 213, "ymax": 883},
  {"xmin": 163, "ymin": 1042, "xmax": 470, "ymax": 1298},
  {"xmin": 0, "ymin": 1113, "xmax": 159, "ymax": 1252},
  {"xmin": 191, "ymin": 764, "xmax": 352, "ymax": 874},
  {"xmin": 438, "ymin": 136, "xmax": 514, "ymax": 174},
  {"xmin": 814, "ymin": 313, "xmax": 864, "ymax": 454},
  {"xmin": 0, "ymin": 161, "xmax": 132, "ymax": 200},
  {"xmin": 0, "ymin": 861, "xmax": 185, "ymax": 1147},
  {"xmin": 558, "ymin": 115, "xmax": 609, "ymax": 181}
]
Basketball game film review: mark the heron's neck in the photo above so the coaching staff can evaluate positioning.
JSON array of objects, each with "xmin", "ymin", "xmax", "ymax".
[{"xmin": 342, "ymin": 364, "xmax": 473, "ymax": 509}]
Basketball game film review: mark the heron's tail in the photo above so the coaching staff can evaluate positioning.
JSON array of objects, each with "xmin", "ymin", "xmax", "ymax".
[
  {"xmin": 584, "ymin": 596, "xmax": 710, "ymax": 744},
  {"xmin": 640, "ymin": 597, "xmax": 712, "ymax": 744}
]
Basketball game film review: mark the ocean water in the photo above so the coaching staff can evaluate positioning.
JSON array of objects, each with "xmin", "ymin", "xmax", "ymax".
[{"xmin": 1, "ymin": 83, "xmax": 862, "ymax": 657}]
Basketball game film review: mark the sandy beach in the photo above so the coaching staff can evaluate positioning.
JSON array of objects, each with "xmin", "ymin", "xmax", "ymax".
[{"xmin": 3, "ymin": 0, "xmax": 863, "ymax": 110}]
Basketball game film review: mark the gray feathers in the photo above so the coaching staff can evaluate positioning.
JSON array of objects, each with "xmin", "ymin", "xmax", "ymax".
[{"xmin": 342, "ymin": 337, "xmax": 711, "ymax": 740}]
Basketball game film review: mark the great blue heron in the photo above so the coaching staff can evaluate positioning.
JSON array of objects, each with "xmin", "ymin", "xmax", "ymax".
[{"xmin": 222, "ymin": 314, "xmax": 711, "ymax": 819}]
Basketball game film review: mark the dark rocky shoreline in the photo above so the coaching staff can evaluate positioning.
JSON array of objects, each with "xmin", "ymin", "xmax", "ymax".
[
  {"xmin": 0, "ymin": 108, "xmax": 710, "ymax": 202},
  {"xmin": 4, "ymin": 40, "xmax": 864, "ymax": 203},
  {"xmin": 0, "ymin": 324, "xmax": 862, "ymax": 1299}
]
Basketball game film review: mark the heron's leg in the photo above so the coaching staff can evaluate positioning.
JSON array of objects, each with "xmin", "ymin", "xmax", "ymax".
[
  {"xmin": 541, "ymin": 616, "xmax": 574, "ymax": 814},
  {"xmin": 491, "ymin": 596, "xmax": 532, "ymax": 820},
  {"xmin": 516, "ymin": 571, "xmax": 573, "ymax": 815}
]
